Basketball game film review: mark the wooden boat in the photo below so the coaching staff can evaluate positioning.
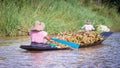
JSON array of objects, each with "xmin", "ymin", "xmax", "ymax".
[
  {"xmin": 79, "ymin": 40, "xmax": 104, "ymax": 48},
  {"xmin": 20, "ymin": 32, "xmax": 113, "ymax": 50},
  {"xmin": 20, "ymin": 45, "xmax": 71, "ymax": 51},
  {"xmin": 100, "ymin": 32, "xmax": 113, "ymax": 39},
  {"xmin": 79, "ymin": 32, "xmax": 113, "ymax": 48}
]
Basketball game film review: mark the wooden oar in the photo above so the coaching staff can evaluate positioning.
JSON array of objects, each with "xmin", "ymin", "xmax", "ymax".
[{"xmin": 51, "ymin": 38, "xmax": 80, "ymax": 49}]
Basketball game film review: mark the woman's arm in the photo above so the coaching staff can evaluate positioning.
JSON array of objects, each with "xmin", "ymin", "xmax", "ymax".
[
  {"xmin": 44, "ymin": 35, "xmax": 51, "ymax": 41},
  {"xmin": 44, "ymin": 35, "xmax": 54, "ymax": 43}
]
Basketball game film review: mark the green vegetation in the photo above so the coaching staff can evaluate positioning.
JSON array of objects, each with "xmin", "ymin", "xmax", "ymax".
[{"xmin": 0, "ymin": 0, "xmax": 120, "ymax": 36}]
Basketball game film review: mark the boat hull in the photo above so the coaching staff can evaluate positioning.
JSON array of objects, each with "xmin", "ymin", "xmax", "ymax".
[{"xmin": 20, "ymin": 45, "xmax": 70, "ymax": 51}]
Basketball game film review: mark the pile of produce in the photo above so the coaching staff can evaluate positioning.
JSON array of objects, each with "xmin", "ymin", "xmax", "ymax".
[
  {"xmin": 96, "ymin": 25, "xmax": 110, "ymax": 32},
  {"xmin": 52, "ymin": 30, "xmax": 103, "ymax": 48}
]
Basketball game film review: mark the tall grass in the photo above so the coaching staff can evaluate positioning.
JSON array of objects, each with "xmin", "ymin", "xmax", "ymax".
[
  {"xmin": 84, "ymin": 3, "xmax": 120, "ymax": 31},
  {"xmin": 0, "ymin": 0, "xmax": 120, "ymax": 36}
]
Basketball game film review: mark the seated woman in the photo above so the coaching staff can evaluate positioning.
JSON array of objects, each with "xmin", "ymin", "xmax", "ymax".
[
  {"xmin": 81, "ymin": 20, "xmax": 95, "ymax": 31},
  {"xmin": 29, "ymin": 21, "xmax": 55, "ymax": 48}
]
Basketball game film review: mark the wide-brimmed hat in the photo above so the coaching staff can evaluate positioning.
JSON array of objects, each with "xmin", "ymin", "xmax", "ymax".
[{"xmin": 31, "ymin": 21, "xmax": 45, "ymax": 31}]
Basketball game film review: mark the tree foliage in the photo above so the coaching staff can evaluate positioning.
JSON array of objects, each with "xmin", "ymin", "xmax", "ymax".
[{"xmin": 102, "ymin": 0, "xmax": 120, "ymax": 13}]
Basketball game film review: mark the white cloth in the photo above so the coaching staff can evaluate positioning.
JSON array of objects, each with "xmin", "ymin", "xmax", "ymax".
[
  {"xmin": 97, "ymin": 25, "xmax": 110, "ymax": 32},
  {"xmin": 81, "ymin": 24, "xmax": 95, "ymax": 31}
]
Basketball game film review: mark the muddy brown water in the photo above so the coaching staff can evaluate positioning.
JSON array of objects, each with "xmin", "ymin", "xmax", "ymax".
[{"xmin": 0, "ymin": 33, "xmax": 120, "ymax": 68}]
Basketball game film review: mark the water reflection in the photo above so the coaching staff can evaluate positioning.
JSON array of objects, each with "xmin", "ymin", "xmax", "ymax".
[
  {"xmin": 31, "ymin": 52, "xmax": 44, "ymax": 63},
  {"xmin": 29, "ymin": 52, "xmax": 45, "ymax": 68},
  {"xmin": 26, "ymin": 45, "xmax": 104, "ymax": 68}
]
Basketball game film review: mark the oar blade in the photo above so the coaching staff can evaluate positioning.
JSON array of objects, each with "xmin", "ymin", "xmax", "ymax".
[{"xmin": 51, "ymin": 38, "xmax": 80, "ymax": 49}]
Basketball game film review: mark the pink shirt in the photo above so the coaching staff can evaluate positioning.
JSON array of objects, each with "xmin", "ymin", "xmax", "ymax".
[{"xmin": 30, "ymin": 30, "xmax": 47, "ymax": 43}]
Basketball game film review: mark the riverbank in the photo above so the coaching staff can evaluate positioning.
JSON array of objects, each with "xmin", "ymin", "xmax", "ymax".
[{"xmin": 0, "ymin": 0, "xmax": 120, "ymax": 36}]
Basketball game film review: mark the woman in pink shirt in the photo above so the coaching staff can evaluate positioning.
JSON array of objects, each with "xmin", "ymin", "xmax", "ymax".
[{"xmin": 30, "ymin": 21, "xmax": 53, "ymax": 48}]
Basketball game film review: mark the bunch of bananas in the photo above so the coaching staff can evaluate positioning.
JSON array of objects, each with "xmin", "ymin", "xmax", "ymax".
[{"xmin": 52, "ymin": 30, "xmax": 103, "ymax": 48}]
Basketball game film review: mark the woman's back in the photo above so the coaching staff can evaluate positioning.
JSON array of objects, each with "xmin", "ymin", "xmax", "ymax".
[{"xmin": 30, "ymin": 30, "xmax": 47, "ymax": 43}]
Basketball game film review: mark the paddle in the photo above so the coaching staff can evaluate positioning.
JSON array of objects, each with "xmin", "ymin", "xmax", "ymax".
[{"xmin": 51, "ymin": 38, "xmax": 80, "ymax": 49}]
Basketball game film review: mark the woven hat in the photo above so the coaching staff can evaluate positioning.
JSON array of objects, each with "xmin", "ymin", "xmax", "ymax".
[{"xmin": 31, "ymin": 21, "xmax": 45, "ymax": 31}]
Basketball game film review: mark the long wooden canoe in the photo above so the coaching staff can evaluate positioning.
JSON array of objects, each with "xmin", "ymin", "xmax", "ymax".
[
  {"xmin": 20, "ymin": 32, "xmax": 113, "ymax": 51},
  {"xmin": 20, "ymin": 45, "xmax": 71, "ymax": 51}
]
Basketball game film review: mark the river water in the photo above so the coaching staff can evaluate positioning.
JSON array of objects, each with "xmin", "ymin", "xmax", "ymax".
[{"xmin": 0, "ymin": 33, "xmax": 120, "ymax": 68}]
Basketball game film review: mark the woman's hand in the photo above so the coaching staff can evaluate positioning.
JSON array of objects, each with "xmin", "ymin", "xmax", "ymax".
[{"xmin": 49, "ymin": 40, "xmax": 55, "ymax": 43}]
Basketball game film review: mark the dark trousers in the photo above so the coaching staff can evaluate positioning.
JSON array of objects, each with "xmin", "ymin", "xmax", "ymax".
[{"xmin": 31, "ymin": 42, "xmax": 52, "ymax": 48}]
